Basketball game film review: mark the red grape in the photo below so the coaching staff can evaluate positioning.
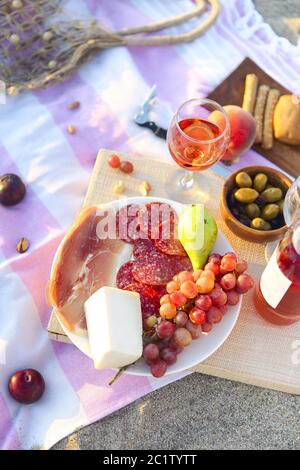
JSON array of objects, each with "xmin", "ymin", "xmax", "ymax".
[
  {"xmin": 196, "ymin": 276, "xmax": 215, "ymax": 294},
  {"xmin": 193, "ymin": 269, "xmax": 203, "ymax": 281},
  {"xmin": 170, "ymin": 291, "xmax": 187, "ymax": 308},
  {"xmin": 180, "ymin": 280, "xmax": 198, "ymax": 299},
  {"xmin": 8, "ymin": 369, "xmax": 45, "ymax": 404},
  {"xmin": 160, "ymin": 294, "xmax": 170, "ymax": 305},
  {"xmin": 120, "ymin": 161, "xmax": 134, "ymax": 174},
  {"xmin": 143, "ymin": 315, "xmax": 157, "ymax": 330},
  {"xmin": 195, "ymin": 294, "xmax": 212, "ymax": 311},
  {"xmin": 156, "ymin": 320, "xmax": 175, "ymax": 340},
  {"xmin": 185, "ymin": 320, "xmax": 202, "ymax": 339},
  {"xmin": 202, "ymin": 322, "xmax": 213, "ymax": 334},
  {"xmin": 226, "ymin": 290, "xmax": 240, "ymax": 306},
  {"xmin": 174, "ymin": 311, "xmax": 188, "ymax": 327},
  {"xmin": 236, "ymin": 274, "xmax": 254, "ymax": 294},
  {"xmin": 202, "ymin": 270, "xmax": 215, "ymax": 281},
  {"xmin": 205, "ymin": 262, "xmax": 220, "ymax": 276},
  {"xmin": 150, "ymin": 360, "xmax": 167, "ymax": 378},
  {"xmin": 235, "ymin": 260, "xmax": 248, "ymax": 275},
  {"xmin": 220, "ymin": 254, "xmax": 237, "ymax": 273},
  {"xmin": 177, "ymin": 271, "xmax": 194, "ymax": 284},
  {"xmin": 210, "ymin": 288, "xmax": 227, "ymax": 307},
  {"xmin": 159, "ymin": 303, "xmax": 177, "ymax": 320},
  {"xmin": 207, "ymin": 306, "xmax": 223, "ymax": 324},
  {"xmin": 160, "ymin": 348, "xmax": 177, "ymax": 365},
  {"xmin": 168, "ymin": 339, "xmax": 183, "ymax": 354},
  {"xmin": 219, "ymin": 305, "xmax": 228, "ymax": 316},
  {"xmin": 189, "ymin": 307, "xmax": 206, "ymax": 325},
  {"xmin": 220, "ymin": 273, "xmax": 236, "ymax": 291},
  {"xmin": 208, "ymin": 253, "xmax": 222, "ymax": 264},
  {"xmin": 166, "ymin": 281, "xmax": 179, "ymax": 294},
  {"xmin": 108, "ymin": 154, "xmax": 121, "ymax": 169},
  {"xmin": 224, "ymin": 252, "xmax": 237, "ymax": 261},
  {"xmin": 143, "ymin": 343, "xmax": 160, "ymax": 363},
  {"xmin": 173, "ymin": 328, "xmax": 192, "ymax": 347}
]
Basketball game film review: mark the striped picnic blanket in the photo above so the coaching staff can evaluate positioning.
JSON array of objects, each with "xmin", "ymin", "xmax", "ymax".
[{"xmin": 0, "ymin": 0, "xmax": 299, "ymax": 449}]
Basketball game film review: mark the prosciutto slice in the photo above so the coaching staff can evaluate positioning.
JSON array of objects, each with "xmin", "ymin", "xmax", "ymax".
[{"xmin": 47, "ymin": 205, "xmax": 130, "ymax": 332}]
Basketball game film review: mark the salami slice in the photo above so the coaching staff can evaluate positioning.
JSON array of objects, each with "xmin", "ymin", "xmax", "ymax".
[
  {"xmin": 124, "ymin": 283, "xmax": 161, "ymax": 318},
  {"xmin": 155, "ymin": 238, "xmax": 186, "ymax": 256},
  {"xmin": 116, "ymin": 204, "xmax": 142, "ymax": 243},
  {"xmin": 137, "ymin": 202, "xmax": 177, "ymax": 240},
  {"xmin": 132, "ymin": 255, "xmax": 192, "ymax": 286},
  {"xmin": 116, "ymin": 261, "xmax": 135, "ymax": 289},
  {"xmin": 132, "ymin": 238, "xmax": 162, "ymax": 260},
  {"xmin": 154, "ymin": 219, "xmax": 186, "ymax": 256}
]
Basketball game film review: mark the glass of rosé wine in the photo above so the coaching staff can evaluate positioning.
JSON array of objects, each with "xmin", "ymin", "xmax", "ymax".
[{"xmin": 166, "ymin": 98, "xmax": 230, "ymax": 202}]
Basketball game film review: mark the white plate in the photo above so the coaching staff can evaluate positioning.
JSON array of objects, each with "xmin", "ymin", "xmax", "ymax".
[{"xmin": 51, "ymin": 196, "xmax": 241, "ymax": 376}]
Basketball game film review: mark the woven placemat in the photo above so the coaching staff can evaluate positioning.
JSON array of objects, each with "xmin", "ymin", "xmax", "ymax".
[{"xmin": 47, "ymin": 149, "xmax": 300, "ymax": 394}]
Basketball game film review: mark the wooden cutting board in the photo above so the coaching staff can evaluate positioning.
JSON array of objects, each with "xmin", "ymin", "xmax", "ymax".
[{"xmin": 208, "ymin": 57, "xmax": 300, "ymax": 177}]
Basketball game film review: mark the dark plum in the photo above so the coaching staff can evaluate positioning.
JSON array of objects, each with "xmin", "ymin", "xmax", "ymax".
[
  {"xmin": 0, "ymin": 174, "xmax": 26, "ymax": 206},
  {"xmin": 8, "ymin": 369, "xmax": 45, "ymax": 404}
]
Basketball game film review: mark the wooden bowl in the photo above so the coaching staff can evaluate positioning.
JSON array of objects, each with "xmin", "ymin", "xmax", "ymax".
[{"xmin": 220, "ymin": 166, "xmax": 293, "ymax": 242}]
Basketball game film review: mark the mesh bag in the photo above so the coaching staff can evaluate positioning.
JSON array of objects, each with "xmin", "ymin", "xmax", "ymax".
[{"xmin": 0, "ymin": 0, "xmax": 219, "ymax": 94}]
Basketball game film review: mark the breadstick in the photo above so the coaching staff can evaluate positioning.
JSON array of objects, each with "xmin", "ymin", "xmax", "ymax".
[
  {"xmin": 262, "ymin": 88, "xmax": 280, "ymax": 149},
  {"xmin": 254, "ymin": 85, "xmax": 270, "ymax": 143},
  {"xmin": 242, "ymin": 74, "xmax": 258, "ymax": 115}
]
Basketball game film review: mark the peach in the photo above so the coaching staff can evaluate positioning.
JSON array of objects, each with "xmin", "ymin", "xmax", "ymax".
[{"xmin": 210, "ymin": 105, "xmax": 256, "ymax": 162}]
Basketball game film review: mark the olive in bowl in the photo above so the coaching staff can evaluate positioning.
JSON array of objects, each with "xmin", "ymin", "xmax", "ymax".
[{"xmin": 220, "ymin": 166, "xmax": 292, "ymax": 242}]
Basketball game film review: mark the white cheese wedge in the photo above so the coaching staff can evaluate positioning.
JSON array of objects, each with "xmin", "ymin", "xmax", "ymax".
[{"xmin": 84, "ymin": 286, "xmax": 143, "ymax": 370}]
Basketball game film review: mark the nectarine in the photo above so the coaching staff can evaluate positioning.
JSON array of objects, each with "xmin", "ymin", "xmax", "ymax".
[{"xmin": 210, "ymin": 105, "xmax": 256, "ymax": 162}]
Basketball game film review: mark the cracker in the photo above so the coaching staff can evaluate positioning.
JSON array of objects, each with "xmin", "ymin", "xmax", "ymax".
[
  {"xmin": 254, "ymin": 85, "xmax": 270, "ymax": 143},
  {"xmin": 242, "ymin": 74, "xmax": 258, "ymax": 115},
  {"xmin": 262, "ymin": 88, "xmax": 280, "ymax": 149}
]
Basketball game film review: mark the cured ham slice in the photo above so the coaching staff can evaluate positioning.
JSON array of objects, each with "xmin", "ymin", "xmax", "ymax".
[{"xmin": 47, "ymin": 205, "xmax": 131, "ymax": 332}]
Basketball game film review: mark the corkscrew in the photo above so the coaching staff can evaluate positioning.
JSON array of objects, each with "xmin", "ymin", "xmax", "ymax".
[{"xmin": 134, "ymin": 85, "xmax": 167, "ymax": 139}]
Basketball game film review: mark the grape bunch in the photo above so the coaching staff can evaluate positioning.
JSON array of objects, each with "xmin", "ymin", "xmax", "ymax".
[{"xmin": 143, "ymin": 252, "xmax": 254, "ymax": 378}]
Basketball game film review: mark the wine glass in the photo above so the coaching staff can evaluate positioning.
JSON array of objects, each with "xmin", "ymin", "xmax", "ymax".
[
  {"xmin": 166, "ymin": 98, "xmax": 230, "ymax": 203},
  {"xmin": 265, "ymin": 176, "xmax": 300, "ymax": 261}
]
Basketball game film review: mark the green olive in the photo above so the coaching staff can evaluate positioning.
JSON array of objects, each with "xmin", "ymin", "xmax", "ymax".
[
  {"xmin": 251, "ymin": 218, "xmax": 272, "ymax": 231},
  {"xmin": 261, "ymin": 203, "xmax": 280, "ymax": 221},
  {"xmin": 266, "ymin": 184, "xmax": 273, "ymax": 190},
  {"xmin": 277, "ymin": 199, "xmax": 284, "ymax": 213},
  {"xmin": 261, "ymin": 187, "xmax": 283, "ymax": 203},
  {"xmin": 234, "ymin": 188, "xmax": 259, "ymax": 204},
  {"xmin": 253, "ymin": 173, "xmax": 268, "ymax": 192},
  {"xmin": 245, "ymin": 203, "xmax": 261, "ymax": 219},
  {"xmin": 235, "ymin": 172, "xmax": 252, "ymax": 188}
]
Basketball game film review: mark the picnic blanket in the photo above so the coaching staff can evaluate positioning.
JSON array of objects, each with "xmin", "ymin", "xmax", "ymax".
[{"xmin": 0, "ymin": 0, "xmax": 299, "ymax": 450}]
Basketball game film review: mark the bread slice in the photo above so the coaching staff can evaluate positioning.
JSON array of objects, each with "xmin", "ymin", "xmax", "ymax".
[{"xmin": 274, "ymin": 94, "xmax": 300, "ymax": 145}]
